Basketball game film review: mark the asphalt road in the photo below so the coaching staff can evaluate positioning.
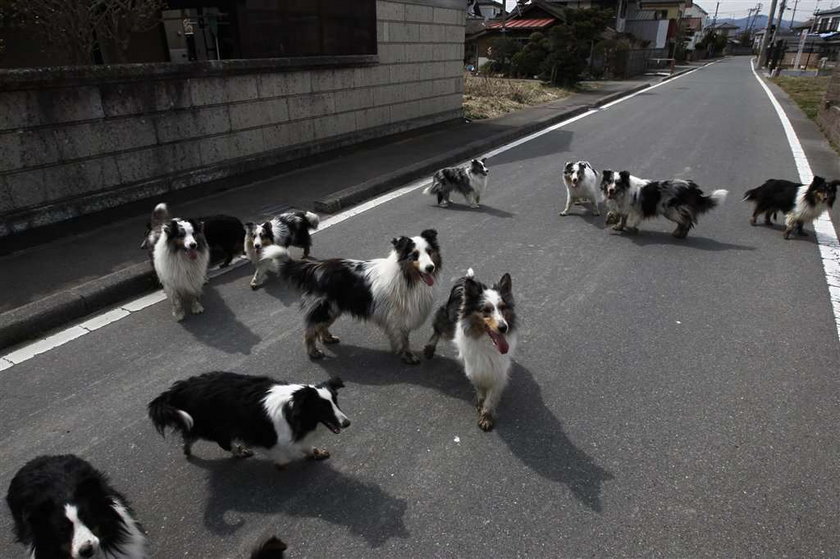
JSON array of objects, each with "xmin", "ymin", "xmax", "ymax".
[{"xmin": 2, "ymin": 57, "xmax": 840, "ymax": 558}]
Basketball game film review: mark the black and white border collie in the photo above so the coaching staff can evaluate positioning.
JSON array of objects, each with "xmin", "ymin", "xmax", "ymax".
[
  {"xmin": 742, "ymin": 176, "xmax": 837, "ymax": 239},
  {"xmin": 244, "ymin": 211, "xmax": 320, "ymax": 289},
  {"xmin": 561, "ymin": 161, "xmax": 601, "ymax": 216},
  {"xmin": 424, "ymin": 268, "xmax": 516, "ymax": 431},
  {"xmin": 267, "ymin": 229, "xmax": 441, "ymax": 363},
  {"xmin": 600, "ymin": 170, "xmax": 728, "ymax": 238},
  {"xmin": 141, "ymin": 203, "xmax": 243, "ymax": 268},
  {"xmin": 251, "ymin": 536, "xmax": 287, "ymax": 558},
  {"xmin": 6, "ymin": 455, "xmax": 147, "ymax": 559},
  {"xmin": 149, "ymin": 205, "xmax": 210, "ymax": 321},
  {"xmin": 148, "ymin": 372, "xmax": 350, "ymax": 467},
  {"xmin": 424, "ymin": 159, "xmax": 489, "ymax": 208}
]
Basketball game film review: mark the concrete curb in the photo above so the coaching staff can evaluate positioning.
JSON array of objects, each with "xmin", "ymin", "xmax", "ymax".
[
  {"xmin": 0, "ymin": 264, "xmax": 157, "ymax": 350},
  {"xmin": 0, "ymin": 79, "xmax": 661, "ymax": 351}
]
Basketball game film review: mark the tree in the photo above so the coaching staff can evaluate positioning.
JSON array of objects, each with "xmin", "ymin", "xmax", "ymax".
[
  {"xmin": 484, "ymin": 36, "xmax": 522, "ymax": 75},
  {"xmin": 540, "ymin": 8, "xmax": 614, "ymax": 86},
  {"xmin": 3, "ymin": 0, "xmax": 165, "ymax": 66},
  {"xmin": 511, "ymin": 31, "xmax": 550, "ymax": 77}
]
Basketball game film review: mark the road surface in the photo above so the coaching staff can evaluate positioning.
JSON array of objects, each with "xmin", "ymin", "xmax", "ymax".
[{"xmin": 2, "ymin": 57, "xmax": 839, "ymax": 557}]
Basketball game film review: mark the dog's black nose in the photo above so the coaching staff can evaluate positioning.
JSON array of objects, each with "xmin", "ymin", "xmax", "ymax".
[
  {"xmin": 425, "ymin": 264, "xmax": 435, "ymax": 273},
  {"xmin": 188, "ymin": 241, "xmax": 197, "ymax": 249},
  {"xmin": 79, "ymin": 543, "xmax": 95, "ymax": 558},
  {"xmin": 497, "ymin": 322, "xmax": 508, "ymax": 334},
  {"xmin": 341, "ymin": 418, "xmax": 351, "ymax": 428}
]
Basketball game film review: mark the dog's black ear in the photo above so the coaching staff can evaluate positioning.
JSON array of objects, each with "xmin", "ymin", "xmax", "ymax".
[
  {"xmin": 320, "ymin": 377, "xmax": 344, "ymax": 391},
  {"xmin": 600, "ymin": 170, "xmax": 612, "ymax": 184},
  {"xmin": 618, "ymin": 171, "xmax": 631, "ymax": 186},
  {"xmin": 244, "ymin": 222, "xmax": 255, "ymax": 234},
  {"xmin": 420, "ymin": 229, "xmax": 438, "ymax": 247},
  {"xmin": 480, "ymin": 157, "xmax": 487, "ymax": 165},
  {"xmin": 163, "ymin": 219, "xmax": 179, "ymax": 236},
  {"xmin": 497, "ymin": 273, "xmax": 512, "ymax": 295},
  {"xmin": 811, "ymin": 175, "xmax": 826, "ymax": 186},
  {"xmin": 463, "ymin": 276, "xmax": 482, "ymax": 300},
  {"xmin": 391, "ymin": 236, "xmax": 413, "ymax": 256},
  {"xmin": 251, "ymin": 536, "xmax": 287, "ymax": 559}
]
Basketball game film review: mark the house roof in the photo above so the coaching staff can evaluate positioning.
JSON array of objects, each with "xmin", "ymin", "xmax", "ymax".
[
  {"xmin": 486, "ymin": 18, "xmax": 556, "ymax": 29},
  {"xmin": 709, "ymin": 22, "xmax": 739, "ymax": 30},
  {"xmin": 815, "ymin": 6, "xmax": 840, "ymax": 16}
]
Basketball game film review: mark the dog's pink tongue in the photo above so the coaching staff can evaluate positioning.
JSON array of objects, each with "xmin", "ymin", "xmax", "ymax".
[
  {"xmin": 186, "ymin": 248, "xmax": 198, "ymax": 260},
  {"xmin": 421, "ymin": 273, "xmax": 435, "ymax": 286},
  {"xmin": 488, "ymin": 330, "xmax": 509, "ymax": 354}
]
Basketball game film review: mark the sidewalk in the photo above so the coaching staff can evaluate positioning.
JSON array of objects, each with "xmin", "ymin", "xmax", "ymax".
[{"xmin": 0, "ymin": 68, "xmax": 701, "ymax": 350}]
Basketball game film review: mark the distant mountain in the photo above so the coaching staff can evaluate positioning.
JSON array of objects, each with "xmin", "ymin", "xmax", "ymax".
[{"xmin": 716, "ymin": 15, "xmax": 808, "ymax": 31}]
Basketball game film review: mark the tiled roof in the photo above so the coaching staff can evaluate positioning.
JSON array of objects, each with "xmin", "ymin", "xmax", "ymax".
[{"xmin": 486, "ymin": 18, "xmax": 556, "ymax": 30}]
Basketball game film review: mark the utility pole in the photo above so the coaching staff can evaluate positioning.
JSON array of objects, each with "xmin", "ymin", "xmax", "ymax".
[
  {"xmin": 789, "ymin": 0, "xmax": 800, "ymax": 28},
  {"xmin": 711, "ymin": 1, "xmax": 719, "ymax": 27},
  {"xmin": 758, "ymin": 0, "xmax": 780, "ymax": 67}
]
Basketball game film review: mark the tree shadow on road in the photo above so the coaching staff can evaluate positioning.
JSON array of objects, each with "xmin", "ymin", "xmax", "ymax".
[
  {"xmin": 316, "ymin": 344, "xmax": 614, "ymax": 513},
  {"xmin": 614, "ymin": 230, "xmax": 755, "ymax": 251},
  {"xmin": 189, "ymin": 456, "xmax": 409, "ymax": 547},
  {"xmin": 180, "ymin": 287, "xmax": 262, "ymax": 354}
]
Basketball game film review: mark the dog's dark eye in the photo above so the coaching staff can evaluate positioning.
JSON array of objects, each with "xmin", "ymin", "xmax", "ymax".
[
  {"xmin": 497, "ymin": 303, "xmax": 506, "ymax": 311},
  {"xmin": 411, "ymin": 251, "xmax": 419, "ymax": 260},
  {"xmin": 483, "ymin": 304, "xmax": 494, "ymax": 313}
]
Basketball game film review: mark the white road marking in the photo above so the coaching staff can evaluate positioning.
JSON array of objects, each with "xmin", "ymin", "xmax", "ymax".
[
  {"xmin": 4, "ymin": 326, "xmax": 88, "ymax": 364},
  {"xmin": 0, "ymin": 63, "xmax": 714, "ymax": 370},
  {"xmin": 750, "ymin": 58, "xmax": 840, "ymax": 341},
  {"xmin": 78, "ymin": 309, "xmax": 131, "ymax": 331}
]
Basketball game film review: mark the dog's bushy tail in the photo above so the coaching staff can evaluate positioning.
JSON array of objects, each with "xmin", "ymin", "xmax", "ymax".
[
  {"xmin": 148, "ymin": 393, "xmax": 193, "ymax": 437},
  {"xmin": 698, "ymin": 189, "xmax": 728, "ymax": 212},
  {"xmin": 151, "ymin": 203, "xmax": 169, "ymax": 225},
  {"xmin": 742, "ymin": 187, "xmax": 759, "ymax": 202},
  {"xmin": 259, "ymin": 245, "xmax": 291, "ymax": 273},
  {"xmin": 280, "ymin": 258, "xmax": 326, "ymax": 293},
  {"xmin": 423, "ymin": 172, "xmax": 445, "ymax": 196},
  {"xmin": 303, "ymin": 211, "xmax": 320, "ymax": 230}
]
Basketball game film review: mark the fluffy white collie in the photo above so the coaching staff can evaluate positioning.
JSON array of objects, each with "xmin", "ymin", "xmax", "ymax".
[
  {"xmin": 561, "ymin": 161, "xmax": 601, "ymax": 216},
  {"xmin": 150, "ymin": 204, "xmax": 210, "ymax": 321}
]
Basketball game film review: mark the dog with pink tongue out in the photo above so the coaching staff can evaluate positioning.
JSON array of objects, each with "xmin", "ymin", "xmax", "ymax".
[{"xmin": 424, "ymin": 268, "xmax": 517, "ymax": 431}]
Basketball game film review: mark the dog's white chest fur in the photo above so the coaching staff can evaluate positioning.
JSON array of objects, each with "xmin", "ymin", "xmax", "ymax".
[
  {"xmin": 367, "ymin": 257, "xmax": 436, "ymax": 331},
  {"xmin": 152, "ymin": 239, "xmax": 208, "ymax": 297},
  {"xmin": 454, "ymin": 325, "xmax": 516, "ymax": 388}
]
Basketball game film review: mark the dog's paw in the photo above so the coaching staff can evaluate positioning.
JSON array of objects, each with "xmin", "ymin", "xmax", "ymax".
[
  {"xmin": 797, "ymin": 229, "xmax": 808, "ymax": 237},
  {"xmin": 321, "ymin": 334, "xmax": 340, "ymax": 345},
  {"xmin": 611, "ymin": 223, "xmax": 624, "ymax": 231},
  {"xmin": 470, "ymin": 204, "xmax": 480, "ymax": 209},
  {"xmin": 308, "ymin": 348, "xmax": 326, "ymax": 360},
  {"xmin": 783, "ymin": 230, "xmax": 793, "ymax": 240},
  {"xmin": 173, "ymin": 309, "xmax": 186, "ymax": 322},
  {"xmin": 478, "ymin": 412, "xmax": 495, "ymax": 432},
  {"xmin": 190, "ymin": 301, "xmax": 204, "ymax": 314},
  {"xmin": 749, "ymin": 216, "xmax": 758, "ymax": 226},
  {"xmin": 423, "ymin": 345, "xmax": 436, "ymax": 359},
  {"xmin": 231, "ymin": 445, "xmax": 254, "ymax": 459},
  {"xmin": 401, "ymin": 351, "xmax": 421, "ymax": 365},
  {"xmin": 592, "ymin": 211, "xmax": 601, "ymax": 216},
  {"xmin": 438, "ymin": 201, "xmax": 449, "ymax": 208},
  {"xmin": 559, "ymin": 211, "xmax": 569, "ymax": 216},
  {"xmin": 307, "ymin": 448, "xmax": 331, "ymax": 461}
]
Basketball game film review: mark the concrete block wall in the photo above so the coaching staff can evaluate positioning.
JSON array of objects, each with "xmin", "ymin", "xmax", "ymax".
[{"xmin": 0, "ymin": 0, "xmax": 465, "ymax": 237}]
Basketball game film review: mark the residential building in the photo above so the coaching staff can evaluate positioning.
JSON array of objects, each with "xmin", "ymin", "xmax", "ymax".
[{"xmin": 814, "ymin": 7, "xmax": 840, "ymax": 33}]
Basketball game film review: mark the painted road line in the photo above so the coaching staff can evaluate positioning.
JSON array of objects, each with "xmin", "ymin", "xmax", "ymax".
[
  {"xmin": 750, "ymin": 58, "xmax": 840, "ymax": 341},
  {"xmin": 0, "ymin": 64, "xmax": 715, "ymax": 370}
]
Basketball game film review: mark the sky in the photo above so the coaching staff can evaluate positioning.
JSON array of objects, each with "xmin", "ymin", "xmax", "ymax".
[{"xmin": 499, "ymin": 0, "xmax": 836, "ymax": 21}]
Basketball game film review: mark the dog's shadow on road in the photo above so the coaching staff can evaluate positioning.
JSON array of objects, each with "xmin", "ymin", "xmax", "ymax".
[
  {"xmin": 189, "ymin": 457, "xmax": 409, "ymax": 547},
  {"xmin": 317, "ymin": 344, "xmax": 614, "ymax": 513},
  {"xmin": 432, "ymin": 204, "xmax": 515, "ymax": 219},
  {"xmin": 616, "ymin": 230, "xmax": 755, "ymax": 251},
  {"xmin": 180, "ymin": 287, "xmax": 262, "ymax": 354}
]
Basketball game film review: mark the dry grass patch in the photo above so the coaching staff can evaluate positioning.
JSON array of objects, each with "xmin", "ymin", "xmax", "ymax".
[
  {"xmin": 771, "ymin": 75, "xmax": 829, "ymax": 120},
  {"xmin": 463, "ymin": 74, "xmax": 573, "ymax": 120}
]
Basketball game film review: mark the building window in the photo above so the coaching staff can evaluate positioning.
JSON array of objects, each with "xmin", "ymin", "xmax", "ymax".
[
  {"xmin": 818, "ymin": 17, "xmax": 829, "ymax": 32},
  {"xmin": 831, "ymin": 16, "xmax": 840, "ymax": 31},
  {"xmin": 165, "ymin": 0, "xmax": 377, "ymax": 61}
]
